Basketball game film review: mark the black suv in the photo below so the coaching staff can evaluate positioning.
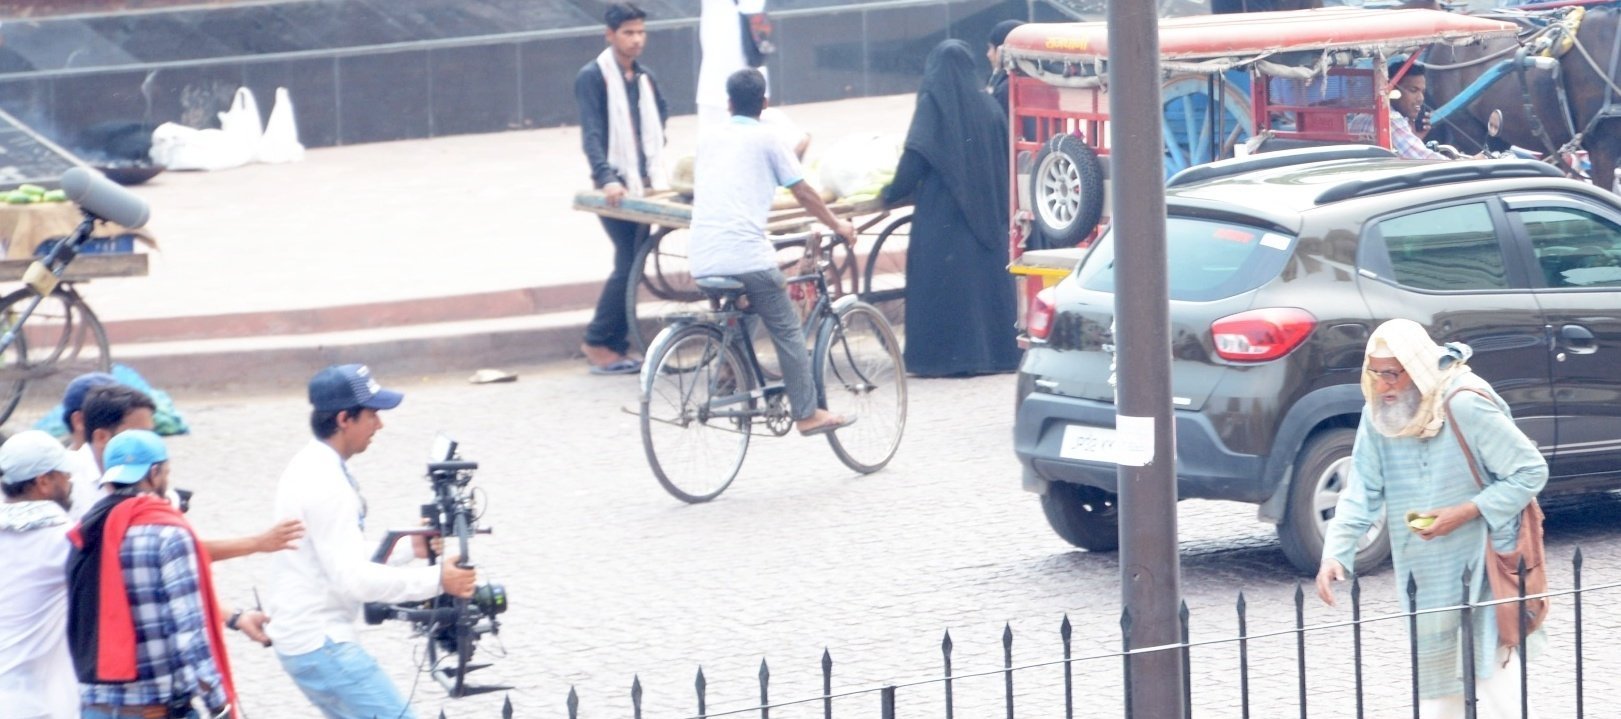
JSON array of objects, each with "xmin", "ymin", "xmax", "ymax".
[{"xmin": 1013, "ymin": 146, "xmax": 1621, "ymax": 574}]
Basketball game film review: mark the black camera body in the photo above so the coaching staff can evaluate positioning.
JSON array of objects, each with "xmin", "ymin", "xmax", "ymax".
[{"xmin": 361, "ymin": 438, "xmax": 508, "ymax": 697}]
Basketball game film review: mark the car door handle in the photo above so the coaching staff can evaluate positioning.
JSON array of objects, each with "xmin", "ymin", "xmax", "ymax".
[{"xmin": 1560, "ymin": 324, "xmax": 1598, "ymax": 355}]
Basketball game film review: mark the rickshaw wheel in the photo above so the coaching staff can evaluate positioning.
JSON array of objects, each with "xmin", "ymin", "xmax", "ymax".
[
  {"xmin": 1161, "ymin": 73, "xmax": 1254, "ymax": 179},
  {"xmin": 1028, "ymin": 134, "xmax": 1106, "ymax": 249}
]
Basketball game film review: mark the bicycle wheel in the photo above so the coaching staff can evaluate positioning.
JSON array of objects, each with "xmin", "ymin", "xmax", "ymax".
[
  {"xmin": 0, "ymin": 287, "xmax": 111, "ymax": 429},
  {"xmin": 813, "ymin": 300, "xmax": 906, "ymax": 473},
  {"xmin": 640, "ymin": 325, "xmax": 753, "ymax": 503},
  {"xmin": 861, "ymin": 214, "xmax": 910, "ymax": 328}
]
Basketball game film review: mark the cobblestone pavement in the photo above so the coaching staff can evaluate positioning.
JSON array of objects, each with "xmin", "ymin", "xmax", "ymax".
[{"xmin": 169, "ymin": 362, "xmax": 1621, "ymax": 718}]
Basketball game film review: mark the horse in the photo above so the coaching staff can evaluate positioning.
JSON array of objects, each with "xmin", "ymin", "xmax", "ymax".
[{"xmin": 1422, "ymin": 4, "xmax": 1621, "ymax": 191}]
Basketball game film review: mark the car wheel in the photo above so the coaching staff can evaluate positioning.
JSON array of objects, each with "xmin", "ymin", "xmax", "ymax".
[
  {"xmin": 1277, "ymin": 427, "xmax": 1391, "ymax": 575},
  {"xmin": 1041, "ymin": 482, "xmax": 1119, "ymax": 552},
  {"xmin": 1028, "ymin": 134, "xmax": 1106, "ymax": 249}
]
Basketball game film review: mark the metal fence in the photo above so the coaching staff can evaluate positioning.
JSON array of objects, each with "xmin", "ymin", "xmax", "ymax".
[{"xmin": 547, "ymin": 547, "xmax": 1616, "ymax": 718}]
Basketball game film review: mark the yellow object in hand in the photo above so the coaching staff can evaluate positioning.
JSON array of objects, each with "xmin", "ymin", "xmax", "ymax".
[{"xmin": 1405, "ymin": 512, "xmax": 1436, "ymax": 531}]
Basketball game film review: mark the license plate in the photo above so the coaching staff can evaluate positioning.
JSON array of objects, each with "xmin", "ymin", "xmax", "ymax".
[{"xmin": 1059, "ymin": 424, "xmax": 1118, "ymax": 463}]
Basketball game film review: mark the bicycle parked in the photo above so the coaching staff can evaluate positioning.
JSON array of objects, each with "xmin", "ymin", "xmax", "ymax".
[
  {"xmin": 0, "ymin": 167, "xmax": 147, "ymax": 426},
  {"xmin": 638, "ymin": 229, "xmax": 907, "ymax": 503}
]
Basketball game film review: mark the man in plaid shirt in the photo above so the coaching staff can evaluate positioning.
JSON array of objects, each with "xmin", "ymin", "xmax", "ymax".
[{"xmin": 67, "ymin": 430, "xmax": 236, "ymax": 719}]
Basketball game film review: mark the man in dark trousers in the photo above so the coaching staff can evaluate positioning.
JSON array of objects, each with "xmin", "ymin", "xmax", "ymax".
[
  {"xmin": 575, "ymin": 2, "xmax": 669, "ymax": 374},
  {"xmin": 67, "ymin": 430, "xmax": 237, "ymax": 719}
]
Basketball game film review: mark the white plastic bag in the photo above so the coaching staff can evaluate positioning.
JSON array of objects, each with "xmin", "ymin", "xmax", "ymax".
[
  {"xmin": 149, "ymin": 87, "xmax": 261, "ymax": 171},
  {"xmin": 218, "ymin": 87, "xmax": 263, "ymax": 148},
  {"xmin": 256, "ymin": 87, "xmax": 305, "ymax": 164},
  {"xmin": 149, "ymin": 123, "xmax": 245, "ymax": 171}
]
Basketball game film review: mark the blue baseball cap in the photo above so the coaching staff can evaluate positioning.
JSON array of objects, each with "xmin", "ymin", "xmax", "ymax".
[
  {"xmin": 308, "ymin": 364, "xmax": 404, "ymax": 412},
  {"xmin": 99, "ymin": 429, "xmax": 168, "ymax": 486},
  {"xmin": 61, "ymin": 372, "xmax": 120, "ymax": 423}
]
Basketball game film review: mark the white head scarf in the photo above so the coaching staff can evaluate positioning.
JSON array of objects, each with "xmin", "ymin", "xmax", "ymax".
[{"xmin": 1361, "ymin": 318, "xmax": 1484, "ymax": 439}]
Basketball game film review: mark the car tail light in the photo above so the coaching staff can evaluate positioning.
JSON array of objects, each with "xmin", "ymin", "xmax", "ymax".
[
  {"xmin": 1027, "ymin": 288, "xmax": 1057, "ymax": 341},
  {"xmin": 1211, "ymin": 308, "xmax": 1317, "ymax": 362}
]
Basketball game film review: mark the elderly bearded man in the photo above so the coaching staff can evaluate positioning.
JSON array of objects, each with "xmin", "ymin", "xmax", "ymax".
[{"xmin": 1315, "ymin": 318, "xmax": 1546, "ymax": 718}]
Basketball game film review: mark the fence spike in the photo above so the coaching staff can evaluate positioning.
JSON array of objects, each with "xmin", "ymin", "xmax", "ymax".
[
  {"xmin": 1408, "ymin": 572, "xmax": 1421, "ymax": 719},
  {"xmin": 1351, "ymin": 575, "xmax": 1365, "ymax": 719},
  {"xmin": 632, "ymin": 675, "xmax": 644, "ymax": 719},
  {"xmin": 438, "ymin": 711, "xmax": 447, "ymax": 719},
  {"xmin": 759, "ymin": 657, "xmax": 771, "ymax": 719},
  {"xmin": 1575, "ymin": 546, "xmax": 1586, "ymax": 719},
  {"xmin": 568, "ymin": 685, "xmax": 580, "ymax": 719},
  {"xmin": 1003, "ymin": 623, "xmax": 1015, "ymax": 719},
  {"xmin": 943, "ymin": 628, "xmax": 955, "ymax": 719},
  {"xmin": 696, "ymin": 666, "xmax": 708, "ymax": 718},
  {"xmin": 1237, "ymin": 591, "xmax": 1250, "ymax": 719},
  {"xmin": 1180, "ymin": 599, "xmax": 1192, "ymax": 718},
  {"xmin": 1121, "ymin": 607, "xmax": 1134, "ymax": 719},
  {"xmin": 1295, "ymin": 581, "xmax": 1307, "ymax": 719},
  {"xmin": 1460, "ymin": 566, "xmax": 1477, "ymax": 718},
  {"xmin": 822, "ymin": 647, "xmax": 833, "ymax": 719},
  {"xmin": 503, "ymin": 693, "xmax": 514, "ymax": 719},
  {"xmin": 1061, "ymin": 614, "xmax": 1074, "ymax": 719}
]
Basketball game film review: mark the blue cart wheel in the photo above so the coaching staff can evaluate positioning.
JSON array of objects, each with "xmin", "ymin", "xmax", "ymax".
[{"xmin": 1161, "ymin": 74, "xmax": 1254, "ymax": 180}]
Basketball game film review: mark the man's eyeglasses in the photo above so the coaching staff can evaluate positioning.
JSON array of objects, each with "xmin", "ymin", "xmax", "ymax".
[{"xmin": 1366, "ymin": 368, "xmax": 1406, "ymax": 383}]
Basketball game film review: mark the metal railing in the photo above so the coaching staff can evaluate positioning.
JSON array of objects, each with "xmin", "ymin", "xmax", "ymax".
[{"xmin": 547, "ymin": 547, "xmax": 1615, "ymax": 718}]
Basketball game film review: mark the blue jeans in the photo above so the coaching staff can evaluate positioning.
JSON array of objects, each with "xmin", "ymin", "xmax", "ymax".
[
  {"xmin": 729, "ymin": 268, "xmax": 817, "ymax": 420},
  {"xmin": 278, "ymin": 639, "xmax": 416, "ymax": 719}
]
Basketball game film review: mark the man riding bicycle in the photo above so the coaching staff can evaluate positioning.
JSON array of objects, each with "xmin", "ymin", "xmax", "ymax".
[{"xmin": 687, "ymin": 68, "xmax": 858, "ymax": 436}]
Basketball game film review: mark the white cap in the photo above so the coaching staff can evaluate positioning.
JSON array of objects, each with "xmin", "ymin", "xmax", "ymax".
[{"xmin": 0, "ymin": 430, "xmax": 74, "ymax": 484}]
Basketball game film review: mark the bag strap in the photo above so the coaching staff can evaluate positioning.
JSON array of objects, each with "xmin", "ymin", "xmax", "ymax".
[{"xmin": 1442, "ymin": 387, "xmax": 1495, "ymax": 491}]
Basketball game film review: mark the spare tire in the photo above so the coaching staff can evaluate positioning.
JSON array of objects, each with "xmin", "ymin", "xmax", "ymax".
[{"xmin": 1028, "ymin": 133, "xmax": 1106, "ymax": 249}]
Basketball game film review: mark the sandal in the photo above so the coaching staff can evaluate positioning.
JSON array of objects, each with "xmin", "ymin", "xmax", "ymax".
[
  {"xmin": 799, "ymin": 415, "xmax": 857, "ymax": 437},
  {"xmin": 588, "ymin": 357, "xmax": 641, "ymax": 375}
]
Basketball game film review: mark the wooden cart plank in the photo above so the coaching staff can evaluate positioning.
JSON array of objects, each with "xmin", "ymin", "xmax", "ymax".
[
  {"xmin": 0, "ymin": 253, "xmax": 148, "ymax": 281},
  {"xmin": 574, "ymin": 190, "xmax": 894, "ymax": 232}
]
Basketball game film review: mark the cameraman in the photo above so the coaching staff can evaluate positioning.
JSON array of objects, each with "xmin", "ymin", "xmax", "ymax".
[{"xmin": 266, "ymin": 364, "xmax": 476, "ymax": 719}]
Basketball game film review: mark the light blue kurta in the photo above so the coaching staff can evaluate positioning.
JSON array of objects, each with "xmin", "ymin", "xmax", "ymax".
[{"xmin": 1322, "ymin": 377, "xmax": 1547, "ymax": 699}]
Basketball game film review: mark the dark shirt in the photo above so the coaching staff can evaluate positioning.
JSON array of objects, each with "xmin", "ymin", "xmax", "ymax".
[{"xmin": 575, "ymin": 59, "xmax": 670, "ymax": 189}]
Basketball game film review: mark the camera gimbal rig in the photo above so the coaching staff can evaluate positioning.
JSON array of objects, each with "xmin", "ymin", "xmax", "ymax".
[{"xmin": 364, "ymin": 438, "xmax": 508, "ymax": 697}]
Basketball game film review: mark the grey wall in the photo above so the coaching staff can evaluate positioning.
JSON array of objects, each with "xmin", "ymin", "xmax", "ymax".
[{"xmin": 0, "ymin": 0, "xmax": 1031, "ymax": 153}]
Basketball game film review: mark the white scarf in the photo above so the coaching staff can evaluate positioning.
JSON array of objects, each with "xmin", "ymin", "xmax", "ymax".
[{"xmin": 597, "ymin": 47, "xmax": 667, "ymax": 196}]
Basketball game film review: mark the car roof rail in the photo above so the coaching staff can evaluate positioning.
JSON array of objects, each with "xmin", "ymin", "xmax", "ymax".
[
  {"xmin": 1313, "ymin": 159, "xmax": 1565, "ymax": 204},
  {"xmin": 1166, "ymin": 145, "xmax": 1396, "ymax": 188}
]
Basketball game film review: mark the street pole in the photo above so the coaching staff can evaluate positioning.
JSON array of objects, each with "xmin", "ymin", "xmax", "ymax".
[{"xmin": 1106, "ymin": 0, "xmax": 1185, "ymax": 716}]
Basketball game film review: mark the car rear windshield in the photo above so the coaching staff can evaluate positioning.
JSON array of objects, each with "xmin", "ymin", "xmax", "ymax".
[{"xmin": 1073, "ymin": 217, "xmax": 1296, "ymax": 301}]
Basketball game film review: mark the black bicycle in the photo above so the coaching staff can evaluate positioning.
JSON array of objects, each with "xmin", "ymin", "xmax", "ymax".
[{"xmin": 637, "ymin": 230, "xmax": 907, "ymax": 503}]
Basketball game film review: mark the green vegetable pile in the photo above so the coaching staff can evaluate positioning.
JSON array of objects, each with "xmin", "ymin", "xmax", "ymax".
[{"xmin": 4, "ymin": 184, "xmax": 69, "ymax": 205}]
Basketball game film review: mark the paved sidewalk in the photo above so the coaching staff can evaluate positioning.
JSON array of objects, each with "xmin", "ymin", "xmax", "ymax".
[{"xmin": 58, "ymin": 92, "xmax": 916, "ymax": 389}]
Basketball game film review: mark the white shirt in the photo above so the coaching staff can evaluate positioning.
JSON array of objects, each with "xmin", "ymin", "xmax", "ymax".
[
  {"xmin": 697, "ymin": 0, "xmax": 767, "ymax": 112},
  {"xmin": 0, "ymin": 501, "xmax": 77, "ymax": 719},
  {"xmin": 689, "ymin": 116, "xmax": 804, "ymax": 278},
  {"xmin": 266, "ymin": 440, "xmax": 440, "ymax": 656},
  {"xmin": 64, "ymin": 443, "xmax": 101, "ymax": 523}
]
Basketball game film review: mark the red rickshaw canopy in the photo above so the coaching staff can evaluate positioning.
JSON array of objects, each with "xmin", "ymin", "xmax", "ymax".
[{"xmin": 1002, "ymin": 7, "xmax": 1520, "ymax": 65}]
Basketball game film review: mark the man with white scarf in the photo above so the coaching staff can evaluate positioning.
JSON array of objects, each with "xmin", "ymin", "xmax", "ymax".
[
  {"xmin": 1316, "ymin": 319, "xmax": 1546, "ymax": 718},
  {"xmin": 0, "ymin": 431, "xmax": 81, "ymax": 719},
  {"xmin": 574, "ymin": 3, "xmax": 668, "ymax": 375}
]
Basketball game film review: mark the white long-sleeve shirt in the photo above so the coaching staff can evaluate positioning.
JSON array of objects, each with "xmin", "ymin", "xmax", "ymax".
[
  {"xmin": 0, "ymin": 501, "xmax": 77, "ymax": 719},
  {"xmin": 697, "ymin": 0, "xmax": 767, "ymax": 111},
  {"xmin": 266, "ymin": 440, "xmax": 440, "ymax": 656}
]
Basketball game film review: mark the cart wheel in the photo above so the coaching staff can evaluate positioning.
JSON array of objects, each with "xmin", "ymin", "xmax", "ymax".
[
  {"xmin": 0, "ymin": 287, "xmax": 109, "ymax": 429},
  {"xmin": 861, "ymin": 214, "xmax": 910, "ymax": 328},
  {"xmin": 1161, "ymin": 73, "xmax": 1253, "ymax": 180},
  {"xmin": 1028, "ymin": 134, "xmax": 1106, "ymax": 249}
]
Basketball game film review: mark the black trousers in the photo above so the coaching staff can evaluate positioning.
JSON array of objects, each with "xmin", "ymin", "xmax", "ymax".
[{"xmin": 583, "ymin": 216, "xmax": 643, "ymax": 354}]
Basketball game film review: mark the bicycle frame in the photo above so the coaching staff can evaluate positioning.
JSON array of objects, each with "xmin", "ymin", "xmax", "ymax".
[{"xmin": 0, "ymin": 213, "xmax": 95, "ymax": 355}]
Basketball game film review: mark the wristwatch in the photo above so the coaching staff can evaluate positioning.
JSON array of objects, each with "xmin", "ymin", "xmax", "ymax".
[{"xmin": 226, "ymin": 609, "xmax": 243, "ymax": 631}]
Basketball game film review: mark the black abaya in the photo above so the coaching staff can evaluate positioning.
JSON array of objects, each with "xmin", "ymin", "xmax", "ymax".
[{"xmin": 884, "ymin": 40, "xmax": 1021, "ymax": 377}]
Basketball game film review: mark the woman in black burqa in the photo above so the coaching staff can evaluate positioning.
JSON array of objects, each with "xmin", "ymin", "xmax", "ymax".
[{"xmin": 883, "ymin": 39, "xmax": 1021, "ymax": 377}]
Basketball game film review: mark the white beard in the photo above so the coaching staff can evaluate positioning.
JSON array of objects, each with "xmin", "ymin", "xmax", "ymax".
[{"xmin": 1371, "ymin": 386, "xmax": 1423, "ymax": 437}]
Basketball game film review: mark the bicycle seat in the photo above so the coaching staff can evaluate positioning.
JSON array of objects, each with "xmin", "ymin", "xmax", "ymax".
[{"xmin": 695, "ymin": 277, "xmax": 747, "ymax": 304}]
